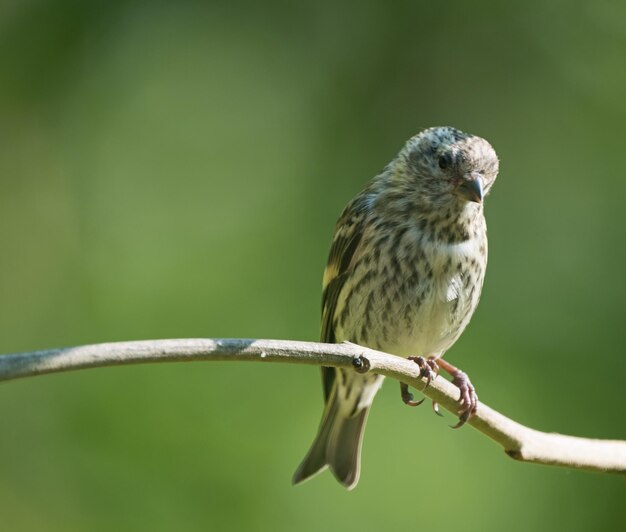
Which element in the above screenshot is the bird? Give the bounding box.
[292,126,499,490]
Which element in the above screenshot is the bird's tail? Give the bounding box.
[292,388,370,490]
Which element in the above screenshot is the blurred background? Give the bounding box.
[1,0,625,530]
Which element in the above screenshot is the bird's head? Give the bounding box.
[393,126,499,211]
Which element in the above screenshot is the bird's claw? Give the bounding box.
[402,357,477,426]
[400,356,440,409]
[449,370,478,428]
[407,356,439,390]
[400,382,425,406]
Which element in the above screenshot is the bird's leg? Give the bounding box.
[399,356,439,408]
[436,358,478,428]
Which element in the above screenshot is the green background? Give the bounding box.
[1,1,625,530]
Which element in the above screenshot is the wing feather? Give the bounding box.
[320,196,370,400]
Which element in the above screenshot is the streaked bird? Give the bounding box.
[293,126,499,489]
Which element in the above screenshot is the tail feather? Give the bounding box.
[326,408,369,489]
[293,391,369,490]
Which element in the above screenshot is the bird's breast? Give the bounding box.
[334,227,487,357]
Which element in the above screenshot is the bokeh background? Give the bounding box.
[1,1,625,530]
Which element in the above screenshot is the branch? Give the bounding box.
[0,338,624,474]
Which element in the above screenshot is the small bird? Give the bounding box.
[293,126,499,489]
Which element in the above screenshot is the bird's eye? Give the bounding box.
[438,153,452,170]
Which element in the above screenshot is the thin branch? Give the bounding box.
[0,338,624,474]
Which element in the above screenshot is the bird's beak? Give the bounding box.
[457,172,484,203]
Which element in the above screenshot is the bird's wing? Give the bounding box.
[320,195,370,401]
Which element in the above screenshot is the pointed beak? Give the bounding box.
[457,172,484,203]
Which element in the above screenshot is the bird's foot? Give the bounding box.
[399,356,439,407]
[449,369,477,428]
[409,355,439,388]
[400,382,424,406]
[437,359,478,428]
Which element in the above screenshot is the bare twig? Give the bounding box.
[0,338,624,474]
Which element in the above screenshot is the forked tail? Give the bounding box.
[292,390,370,490]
